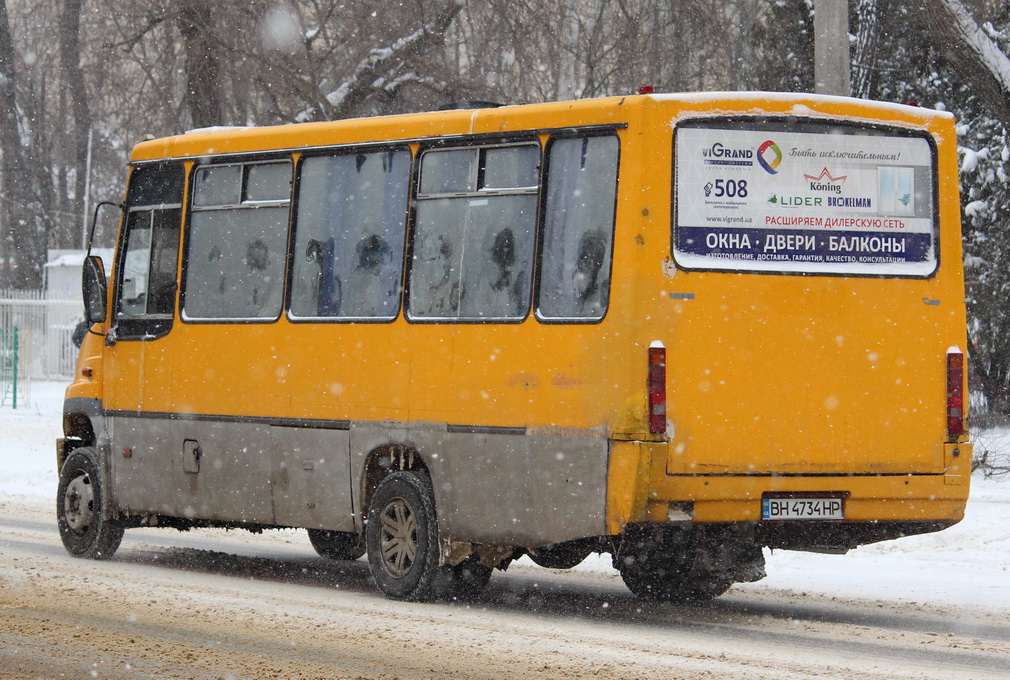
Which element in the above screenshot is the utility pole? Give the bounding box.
[80,128,92,249]
[814,0,852,95]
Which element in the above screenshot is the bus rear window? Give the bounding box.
[673,119,938,277]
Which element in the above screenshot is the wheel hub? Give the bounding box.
[63,473,94,535]
[379,497,417,578]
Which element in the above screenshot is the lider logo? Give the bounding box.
[757,140,782,174]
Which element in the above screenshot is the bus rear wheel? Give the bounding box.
[307,528,365,561]
[529,539,594,570]
[366,471,491,602]
[619,554,731,603]
[617,529,732,604]
[366,471,443,601]
[621,563,732,603]
[56,447,124,560]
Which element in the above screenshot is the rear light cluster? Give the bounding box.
[946,348,965,439]
[648,342,666,435]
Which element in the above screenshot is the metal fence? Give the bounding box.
[0,326,31,408]
[0,289,82,384]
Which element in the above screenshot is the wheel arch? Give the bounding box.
[359,443,431,531]
[350,423,449,535]
[60,397,107,472]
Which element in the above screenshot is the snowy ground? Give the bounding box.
[3,382,1008,612]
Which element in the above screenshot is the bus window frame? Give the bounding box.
[180,153,294,325]
[670,116,942,280]
[167,125,627,329]
[533,130,621,325]
[285,143,414,325]
[404,137,543,325]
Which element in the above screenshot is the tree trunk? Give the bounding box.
[814,0,851,95]
[59,0,90,249]
[178,1,224,128]
[852,0,886,99]
[0,0,44,288]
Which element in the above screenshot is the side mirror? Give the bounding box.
[83,255,108,324]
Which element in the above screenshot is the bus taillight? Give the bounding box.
[946,348,965,439]
[649,342,666,435]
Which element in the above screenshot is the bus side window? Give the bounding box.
[115,162,184,330]
[118,209,181,317]
[289,149,410,320]
[537,135,619,321]
[118,212,154,316]
[184,161,291,321]
[410,143,539,321]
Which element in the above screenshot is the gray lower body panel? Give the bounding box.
[106,412,608,548]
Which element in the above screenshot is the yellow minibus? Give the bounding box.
[57,92,971,602]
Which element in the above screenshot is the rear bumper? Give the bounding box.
[607,441,971,535]
[653,468,969,524]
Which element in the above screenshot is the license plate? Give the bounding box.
[761,497,844,520]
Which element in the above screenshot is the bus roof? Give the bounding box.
[129,92,955,164]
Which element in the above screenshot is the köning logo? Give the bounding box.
[757,140,782,174]
[804,167,847,194]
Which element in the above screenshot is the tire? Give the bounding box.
[365,471,493,602]
[529,540,593,570]
[621,562,732,603]
[307,528,365,561]
[56,447,124,560]
[366,471,442,601]
[441,555,492,602]
[617,530,730,604]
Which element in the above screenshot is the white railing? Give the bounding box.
[0,289,82,381]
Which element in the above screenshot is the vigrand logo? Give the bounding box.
[701,142,754,167]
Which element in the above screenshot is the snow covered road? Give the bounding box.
[2,385,1008,679]
[1,497,1008,680]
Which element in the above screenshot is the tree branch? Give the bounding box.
[103,14,166,52]
[925,0,1010,130]
[297,0,463,121]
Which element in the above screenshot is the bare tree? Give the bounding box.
[452,0,742,105]
[177,0,225,128]
[852,0,887,98]
[0,0,49,287]
[59,0,91,248]
[924,0,1010,130]
[293,0,465,121]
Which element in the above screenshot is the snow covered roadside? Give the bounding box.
[3,382,1008,614]
[0,381,63,500]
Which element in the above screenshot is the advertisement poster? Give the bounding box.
[674,122,937,276]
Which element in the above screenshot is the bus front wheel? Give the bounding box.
[56,447,124,560]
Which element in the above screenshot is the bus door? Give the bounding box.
[105,162,185,412]
[104,162,185,509]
